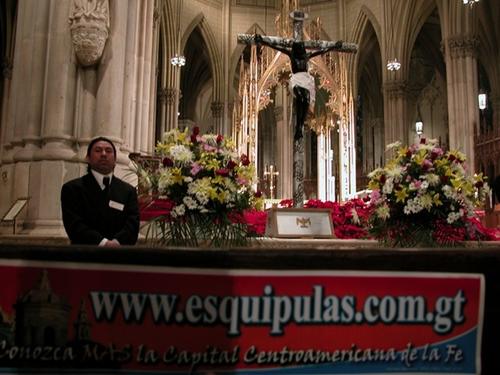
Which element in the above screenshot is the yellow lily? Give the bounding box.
[395,188,408,203]
[433,193,442,206]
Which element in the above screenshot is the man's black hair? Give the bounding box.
[86,137,117,174]
[87,136,116,157]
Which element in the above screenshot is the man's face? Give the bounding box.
[87,140,116,175]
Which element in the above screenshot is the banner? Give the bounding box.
[0,259,484,374]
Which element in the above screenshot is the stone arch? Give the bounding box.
[349,5,382,96]
[181,13,223,102]
[349,5,384,177]
[395,0,437,77]
[407,3,447,147]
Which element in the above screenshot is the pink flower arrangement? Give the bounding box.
[367,139,494,246]
[136,126,262,247]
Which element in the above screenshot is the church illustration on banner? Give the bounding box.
[0,269,114,367]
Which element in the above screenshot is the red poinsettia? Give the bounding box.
[243,209,267,236]
[432,220,467,244]
[466,216,500,241]
[140,198,175,221]
[335,224,368,239]
[305,199,372,239]
[279,199,294,208]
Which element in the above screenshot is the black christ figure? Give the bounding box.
[254,33,343,140]
[237,10,357,206]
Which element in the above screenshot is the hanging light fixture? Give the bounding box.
[415,104,423,136]
[463,0,480,7]
[478,90,487,110]
[386,0,400,71]
[415,119,423,135]
[170,1,185,68]
[387,58,401,71]
[170,54,186,67]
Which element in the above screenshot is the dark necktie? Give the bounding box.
[103,177,110,193]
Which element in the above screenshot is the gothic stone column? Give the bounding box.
[383,80,410,149]
[0,0,80,235]
[123,0,156,155]
[211,101,224,135]
[157,87,178,136]
[444,35,479,172]
[94,0,127,161]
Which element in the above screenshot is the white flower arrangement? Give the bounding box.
[138,127,263,247]
[368,138,490,246]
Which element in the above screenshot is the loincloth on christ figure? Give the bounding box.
[290,71,315,112]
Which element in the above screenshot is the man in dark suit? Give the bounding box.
[61,137,139,246]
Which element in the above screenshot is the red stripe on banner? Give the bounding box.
[0,262,484,373]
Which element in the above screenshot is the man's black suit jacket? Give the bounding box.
[61,173,139,245]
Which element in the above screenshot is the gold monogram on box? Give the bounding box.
[296,217,311,228]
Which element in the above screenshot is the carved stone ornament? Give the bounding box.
[158,87,177,105]
[211,102,224,118]
[383,80,408,100]
[447,36,479,59]
[69,0,110,67]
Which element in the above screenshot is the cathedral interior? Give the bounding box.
[0,0,499,235]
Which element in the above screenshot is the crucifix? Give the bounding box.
[238,10,357,207]
[264,164,280,199]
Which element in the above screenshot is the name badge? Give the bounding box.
[109,200,125,211]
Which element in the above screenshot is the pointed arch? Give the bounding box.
[395,0,437,77]
[181,13,223,101]
[349,5,382,95]
[349,5,385,180]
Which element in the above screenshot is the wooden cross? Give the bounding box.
[237,12,357,52]
[238,10,357,207]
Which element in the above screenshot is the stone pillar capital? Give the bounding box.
[446,36,479,59]
[211,101,224,118]
[158,87,177,105]
[274,106,284,121]
[383,80,408,100]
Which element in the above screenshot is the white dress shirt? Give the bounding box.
[90,169,119,246]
